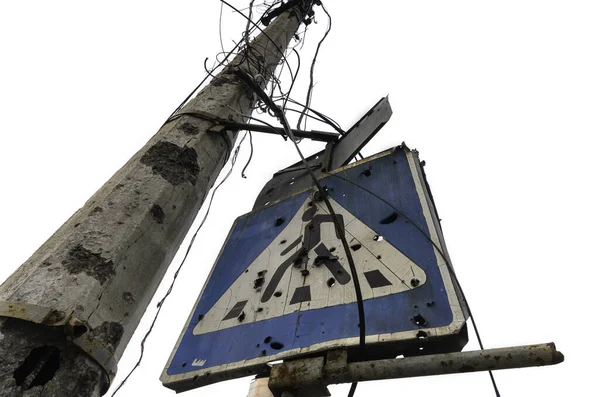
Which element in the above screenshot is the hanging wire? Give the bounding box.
[241,131,254,178]
[323,170,502,397]
[296,2,331,130]
[109,132,249,396]
[232,66,367,397]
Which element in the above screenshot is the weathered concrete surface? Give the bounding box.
[0,5,307,396]
[0,319,106,396]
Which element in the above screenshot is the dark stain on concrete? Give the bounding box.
[91,322,124,353]
[62,244,115,285]
[90,206,103,215]
[179,122,199,135]
[75,369,102,395]
[140,141,200,186]
[212,77,227,87]
[150,204,165,224]
[122,292,134,304]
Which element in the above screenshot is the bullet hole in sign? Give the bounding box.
[350,244,362,251]
[254,277,265,290]
[412,314,427,326]
[380,212,399,225]
[270,342,284,350]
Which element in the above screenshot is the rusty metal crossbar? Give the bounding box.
[266,343,564,397]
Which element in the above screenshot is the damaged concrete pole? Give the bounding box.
[0,3,311,396]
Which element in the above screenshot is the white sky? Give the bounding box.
[1,1,598,396]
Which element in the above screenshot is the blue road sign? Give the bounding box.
[162,146,468,392]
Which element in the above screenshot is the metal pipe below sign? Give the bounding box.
[268,343,563,397]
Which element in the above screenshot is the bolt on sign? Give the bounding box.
[161,145,469,392]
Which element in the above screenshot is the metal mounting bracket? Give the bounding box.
[208,121,338,142]
[252,96,393,209]
[267,343,564,397]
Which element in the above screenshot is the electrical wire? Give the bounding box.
[110,2,328,396]
[233,67,367,397]
[109,133,249,397]
[286,96,346,134]
[281,107,365,397]
[220,0,297,94]
[241,131,254,178]
[296,2,331,130]
[163,0,282,123]
[323,169,502,397]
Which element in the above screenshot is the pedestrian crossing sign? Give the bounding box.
[162,145,468,392]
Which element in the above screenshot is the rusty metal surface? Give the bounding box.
[269,357,330,397]
[0,300,70,326]
[71,333,118,384]
[268,343,564,392]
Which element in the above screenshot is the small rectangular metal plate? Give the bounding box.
[161,146,467,392]
[329,96,392,169]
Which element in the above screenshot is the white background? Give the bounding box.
[1,1,598,396]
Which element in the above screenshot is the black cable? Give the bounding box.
[281,107,365,397]
[286,97,346,135]
[164,0,280,124]
[109,133,247,397]
[296,2,331,130]
[164,37,244,123]
[235,69,366,397]
[220,0,297,92]
[241,131,254,178]
[285,107,343,133]
[323,170,501,397]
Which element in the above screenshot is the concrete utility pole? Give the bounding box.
[0,2,312,396]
